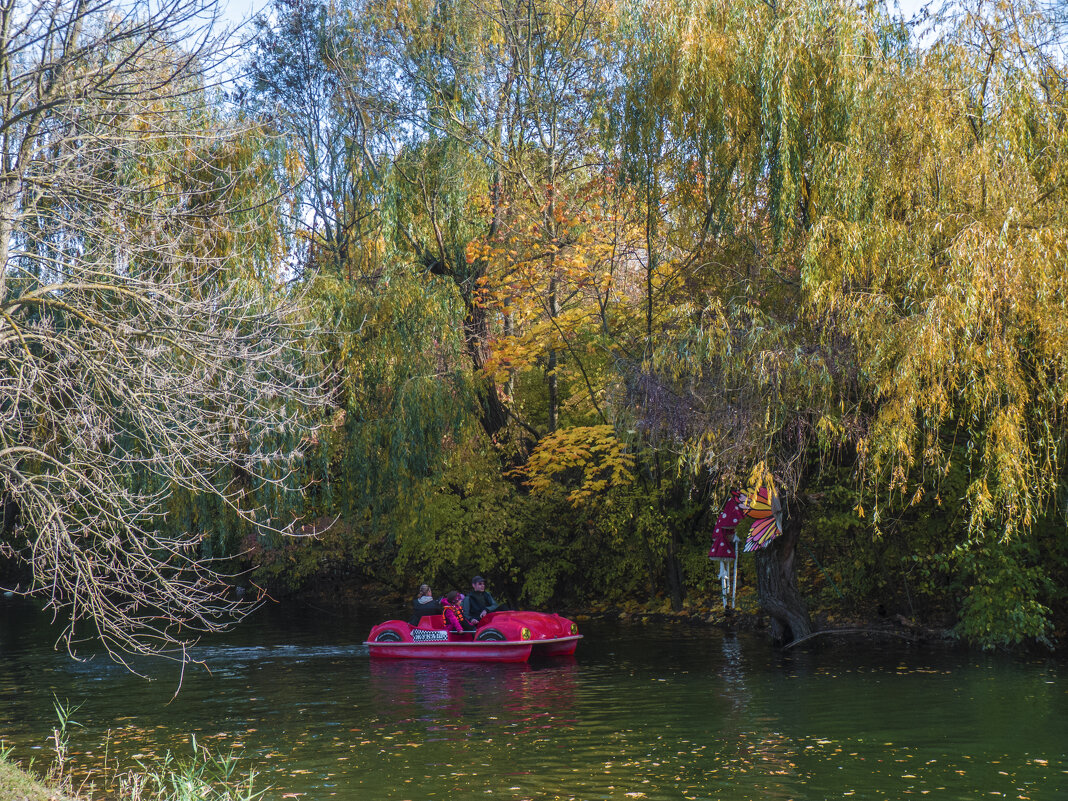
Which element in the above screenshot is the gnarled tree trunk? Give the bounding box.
[753,495,812,645]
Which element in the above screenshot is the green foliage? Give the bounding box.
[234,0,1068,649]
[241,264,480,592]
[117,737,263,801]
[393,431,521,586]
[954,539,1055,649]
[805,462,965,619]
[803,458,1068,647]
[308,267,475,515]
[0,758,70,801]
[506,485,650,608]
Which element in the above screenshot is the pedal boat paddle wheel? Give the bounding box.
[366,610,582,662]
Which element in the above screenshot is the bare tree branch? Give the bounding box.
[0,0,328,667]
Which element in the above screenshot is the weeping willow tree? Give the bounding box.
[804,0,1068,645]
[614,0,887,642]
[619,0,1068,645]
[243,0,491,591]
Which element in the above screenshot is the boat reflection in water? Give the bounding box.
[368,656,579,735]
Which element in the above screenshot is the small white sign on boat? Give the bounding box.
[411,629,449,642]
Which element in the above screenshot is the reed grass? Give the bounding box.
[1,702,264,801]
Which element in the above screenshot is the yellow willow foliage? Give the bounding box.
[803,0,1068,536]
[515,424,635,505]
[632,0,880,247]
[621,0,1067,541]
[612,0,883,492]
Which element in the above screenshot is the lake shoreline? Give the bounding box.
[569,604,972,649]
[290,584,1057,654]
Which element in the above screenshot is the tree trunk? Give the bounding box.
[753,495,812,645]
[665,529,684,611]
[547,275,558,432]
[463,301,509,437]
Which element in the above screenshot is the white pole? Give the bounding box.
[719,561,728,609]
[731,534,739,608]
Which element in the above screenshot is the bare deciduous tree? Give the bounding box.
[0,0,325,668]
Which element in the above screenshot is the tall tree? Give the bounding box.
[381,0,621,439]
[0,0,325,665]
[619,0,1068,646]
[610,0,923,639]
[249,0,389,280]
[804,0,1068,645]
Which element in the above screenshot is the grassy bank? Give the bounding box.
[0,739,261,801]
[0,757,75,801]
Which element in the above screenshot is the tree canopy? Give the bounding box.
[4,0,1068,658]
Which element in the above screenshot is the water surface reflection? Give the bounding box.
[0,601,1065,800]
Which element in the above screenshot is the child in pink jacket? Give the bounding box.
[441,590,471,632]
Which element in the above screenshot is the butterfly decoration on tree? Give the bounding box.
[708,462,785,558]
[739,463,784,552]
[707,463,785,608]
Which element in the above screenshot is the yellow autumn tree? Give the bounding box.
[515,424,636,505]
[805,0,1068,537]
[617,0,1068,644]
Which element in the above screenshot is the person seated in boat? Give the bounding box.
[441,590,475,632]
[462,575,501,623]
[409,583,441,625]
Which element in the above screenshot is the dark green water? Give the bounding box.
[0,598,1065,800]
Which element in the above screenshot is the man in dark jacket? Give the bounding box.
[462,576,500,622]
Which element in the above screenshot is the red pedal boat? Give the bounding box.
[365,610,582,662]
